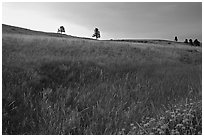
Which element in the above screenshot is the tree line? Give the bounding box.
[57,26,201,45]
[184,39,201,46]
[175,36,201,46]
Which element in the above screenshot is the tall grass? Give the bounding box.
[2,34,202,134]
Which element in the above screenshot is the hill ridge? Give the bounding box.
[2,24,95,40]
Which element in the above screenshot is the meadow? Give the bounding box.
[2,27,202,134]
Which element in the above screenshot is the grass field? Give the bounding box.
[2,25,202,135]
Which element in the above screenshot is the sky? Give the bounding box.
[2,2,202,41]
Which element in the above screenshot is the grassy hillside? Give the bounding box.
[2,24,202,135]
[2,24,94,40]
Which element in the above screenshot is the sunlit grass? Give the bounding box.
[121,99,202,135]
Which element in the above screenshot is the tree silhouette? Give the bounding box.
[194,39,200,46]
[184,39,188,44]
[57,26,65,34]
[92,28,100,39]
[189,39,193,45]
[174,36,178,42]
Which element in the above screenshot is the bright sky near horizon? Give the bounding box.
[2,2,202,41]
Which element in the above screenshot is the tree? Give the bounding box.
[194,39,200,46]
[184,39,188,44]
[189,39,193,45]
[57,26,65,34]
[174,36,178,42]
[92,28,100,39]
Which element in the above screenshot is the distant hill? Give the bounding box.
[108,39,187,45]
[2,24,200,46]
[2,24,94,40]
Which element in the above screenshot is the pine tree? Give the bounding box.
[184,39,188,44]
[175,36,178,42]
[92,28,100,39]
[189,39,193,45]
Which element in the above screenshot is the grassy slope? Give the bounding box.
[2,24,202,135]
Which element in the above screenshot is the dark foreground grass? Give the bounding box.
[2,32,202,134]
[2,59,201,135]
